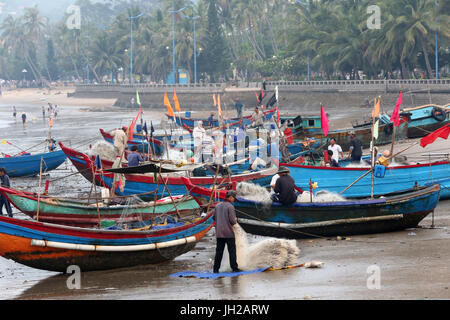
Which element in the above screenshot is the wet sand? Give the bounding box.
[0,92,449,300]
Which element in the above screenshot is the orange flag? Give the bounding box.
[213,94,217,107]
[164,92,174,117]
[173,90,181,113]
[372,97,380,119]
[217,94,223,117]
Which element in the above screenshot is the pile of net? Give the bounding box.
[87,141,116,161]
[230,224,300,270]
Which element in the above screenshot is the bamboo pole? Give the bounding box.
[157,161,182,219]
[91,162,101,228]
[207,163,221,213]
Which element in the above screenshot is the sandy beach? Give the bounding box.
[0,89,449,302]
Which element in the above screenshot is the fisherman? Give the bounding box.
[127,145,144,167]
[348,131,363,163]
[213,190,241,273]
[42,106,45,118]
[0,168,13,217]
[193,121,206,162]
[234,98,243,118]
[271,166,298,205]
[251,106,264,128]
[111,126,128,157]
[328,138,344,167]
[208,112,215,128]
[377,150,391,167]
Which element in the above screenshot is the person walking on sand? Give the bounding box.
[42,106,45,118]
[12,106,16,120]
[0,168,13,217]
[213,190,241,273]
[21,113,26,128]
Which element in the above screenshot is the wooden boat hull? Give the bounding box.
[0,213,214,272]
[401,104,450,138]
[235,184,440,239]
[0,150,66,177]
[0,187,201,227]
[95,165,277,200]
[283,161,450,200]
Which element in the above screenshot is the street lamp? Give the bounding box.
[129,12,144,84]
[180,6,200,84]
[435,0,439,80]
[22,69,27,82]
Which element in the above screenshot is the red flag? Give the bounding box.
[128,106,142,140]
[420,124,450,148]
[320,105,329,136]
[390,90,403,127]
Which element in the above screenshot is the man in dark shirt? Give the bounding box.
[0,168,13,217]
[348,132,363,163]
[213,190,241,273]
[127,145,144,167]
[271,167,298,205]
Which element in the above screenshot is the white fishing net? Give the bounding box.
[233,224,300,270]
[87,141,116,161]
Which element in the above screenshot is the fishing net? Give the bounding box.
[87,141,115,161]
[232,224,300,270]
[236,182,272,205]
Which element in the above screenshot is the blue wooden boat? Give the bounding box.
[181,178,440,238]
[0,150,66,177]
[0,210,214,272]
[234,184,440,239]
[400,104,450,138]
[283,161,450,200]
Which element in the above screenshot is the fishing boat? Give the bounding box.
[99,129,165,155]
[282,160,450,200]
[181,178,440,239]
[167,108,277,130]
[400,104,450,138]
[0,211,214,272]
[0,186,202,228]
[293,114,408,152]
[95,163,278,200]
[0,150,66,177]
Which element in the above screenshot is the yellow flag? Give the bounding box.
[173,90,181,113]
[372,97,380,119]
[217,94,223,117]
[1,140,6,145]
[164,92,174,117]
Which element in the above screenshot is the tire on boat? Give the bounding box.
[431,107,446,122]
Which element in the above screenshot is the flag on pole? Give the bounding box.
[49,117,53,128]
[217,94,223,117]
[164,92,175,118]
[420,124,450,148]
[372,97,380,119]
[128,105,143,140]
[213,94,217,107]
[390,90,403,127]
[173,90,181,113]
[373,119,379,140]
[275,86,279,102]
[320,105,329,136]
[136,90,141,106]
[143,121,148,135]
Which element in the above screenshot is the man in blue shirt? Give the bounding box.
[0,168,13,217]
[127,146,144,167]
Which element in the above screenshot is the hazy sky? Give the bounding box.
[0,0,83,21]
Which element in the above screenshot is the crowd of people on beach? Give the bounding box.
[11,102,59,129]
